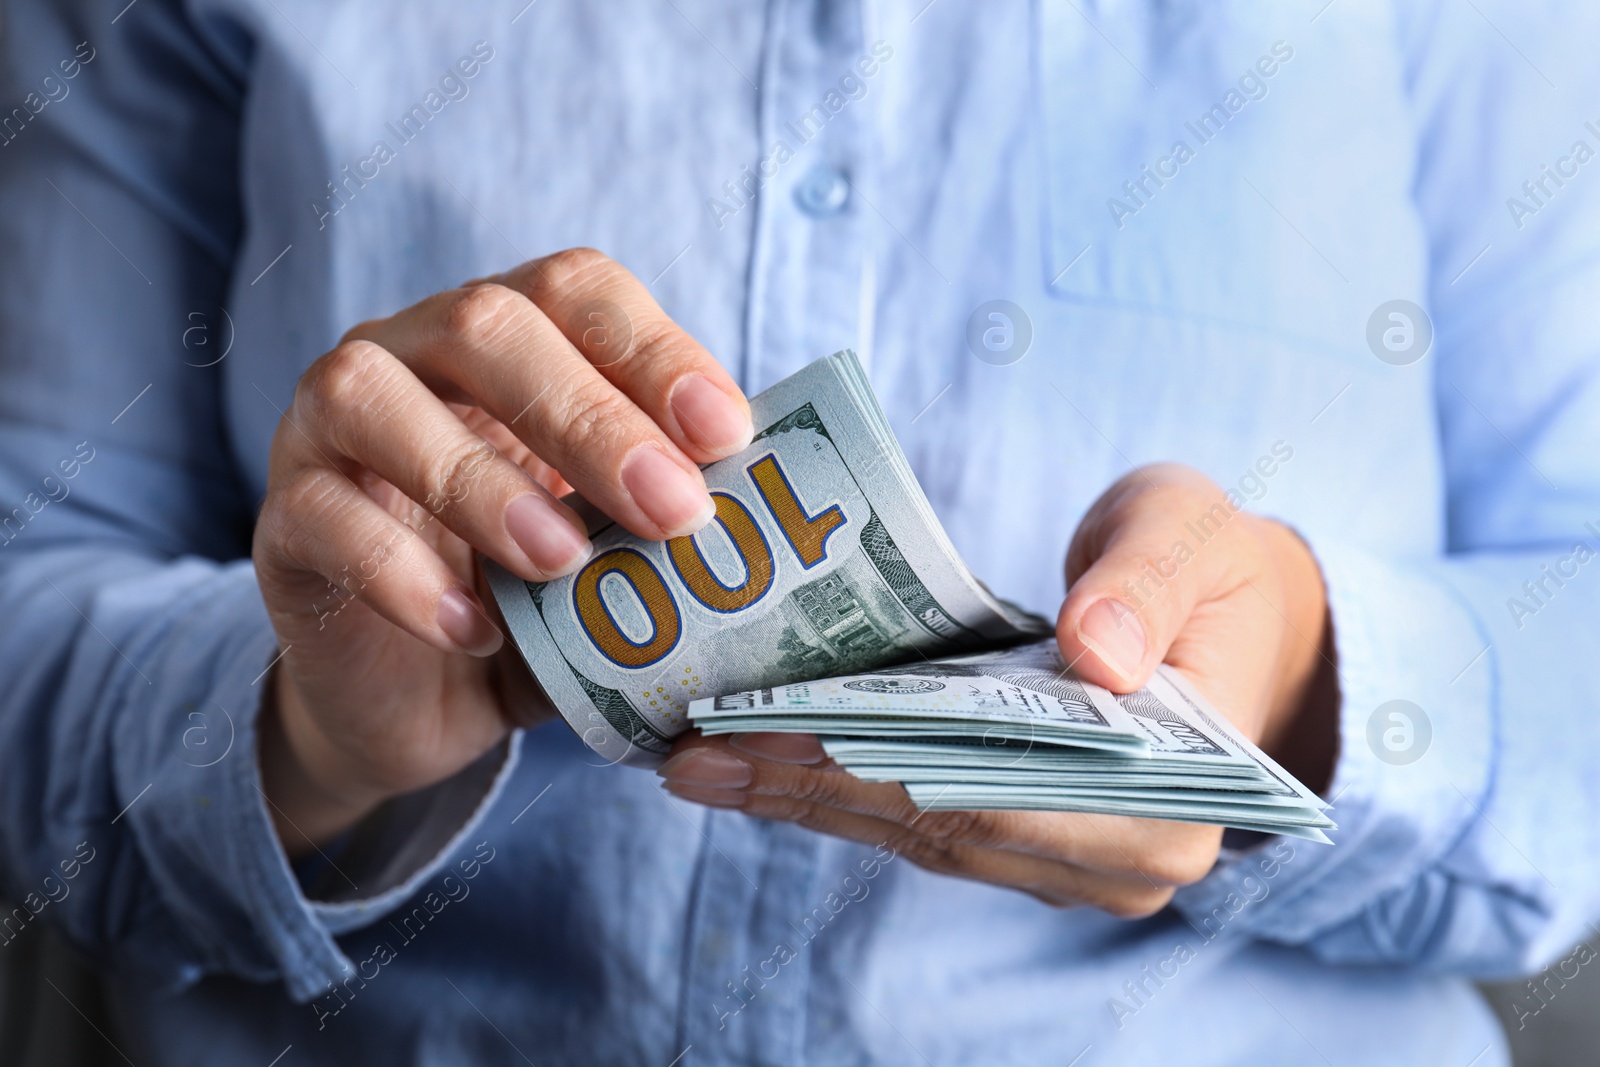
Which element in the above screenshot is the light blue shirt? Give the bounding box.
[2,0,1598,1063]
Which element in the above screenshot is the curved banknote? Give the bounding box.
[487,350,1050,768]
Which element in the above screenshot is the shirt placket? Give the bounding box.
[677,5,864,1061]
[741,0,870,395]
[675,811,824,1065]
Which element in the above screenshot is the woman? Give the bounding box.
[1,0,1596,1063]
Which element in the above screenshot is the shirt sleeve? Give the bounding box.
[1173,0,1600,978]
[0,0,515,1002]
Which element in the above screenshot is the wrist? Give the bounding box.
[1255,518,1340,794]
[258,669,391,856]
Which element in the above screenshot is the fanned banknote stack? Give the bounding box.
[693,642,1333,841]
[488,351,1333,841]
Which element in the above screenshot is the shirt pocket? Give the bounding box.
[1034,0,1422,345]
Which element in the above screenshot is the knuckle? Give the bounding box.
[626,317,701,375]
[551,383,635,455]
[919,809,1009,850]
[276,467,344,521]
[299,340,391,425]
[524,247,618,304]
[1095,469,1217,540]
[415,438,501,523]
[1134,463,1220,503]
[786,769,856,808]
[337,316,384,347]
[571,300,637,369]
[894,830,978,879]
[775,797,839,832]
[270,469,348,563]
[441,283,527,349]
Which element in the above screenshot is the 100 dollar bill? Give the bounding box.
[487,351,1047,767]
[692,643,1335,840]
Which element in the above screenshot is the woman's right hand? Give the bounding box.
[251,248,754,853]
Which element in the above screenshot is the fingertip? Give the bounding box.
[503,492,595,578]
[1059,596,1148,691]
[660,781,748,809]
[619,445,716,538]
[670,373,754,460]
[437,586,505,657]
[680,491,719,536]
[658,746,753,788]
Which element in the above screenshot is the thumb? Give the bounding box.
[1057,482,1243,693]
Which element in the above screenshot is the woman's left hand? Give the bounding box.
[656,464,1339,916]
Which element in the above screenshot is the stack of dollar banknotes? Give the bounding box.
[488,351,1334,843]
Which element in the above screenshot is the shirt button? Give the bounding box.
[793,165,851,218]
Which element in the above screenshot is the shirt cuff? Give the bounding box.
[1171,535,1495,945]
[113,561,522,1002]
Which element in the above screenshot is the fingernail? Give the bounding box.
[729,732,825,765]
[620,446,716,537]
[1077,598,1146,680]
[504,492,592,576]
[670,374,753,458]
[661,782,747,809]
[437,586,503,656]
[657,748,752,788]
